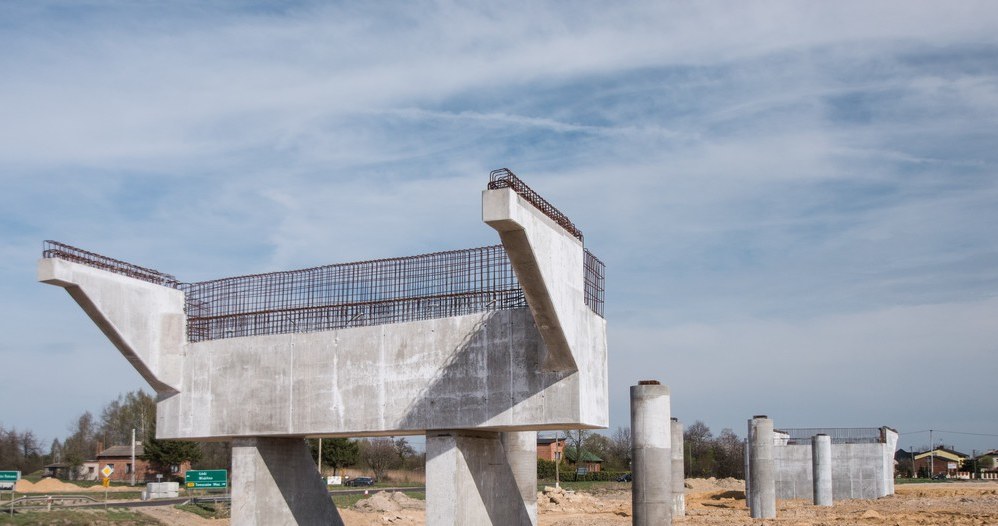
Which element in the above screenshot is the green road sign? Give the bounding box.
[185,469,227,488]
[0,471,19,491]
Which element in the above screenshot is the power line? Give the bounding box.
[899,429,998,438]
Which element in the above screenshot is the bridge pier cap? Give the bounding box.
[38,168,607,439]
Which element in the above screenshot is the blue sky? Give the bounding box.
[2,1,997,455]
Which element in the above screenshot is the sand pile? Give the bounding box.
[684,477,744,494]
[13,478,134,493]
[354,491,426,513]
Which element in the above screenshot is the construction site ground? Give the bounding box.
[6,478,998,525]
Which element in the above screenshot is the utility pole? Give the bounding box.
[317,438,323,475]
[929,430,934,477]
[130,429,136,487]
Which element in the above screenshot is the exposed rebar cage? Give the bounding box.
[42,240,180,288]
[488,168,584,242]
[41,170,607,342]
[182,245,527,342]
[776,427,889,445]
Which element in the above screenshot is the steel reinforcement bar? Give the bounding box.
[488,168,584,242]
[777,427,887,444]
[42,240,180,288]
[181,244,528,341]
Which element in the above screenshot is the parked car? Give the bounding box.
[345,476,376,487]
[616,473,632,482]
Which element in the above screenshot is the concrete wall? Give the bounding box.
[153,307,605,439]
[772,429,898,500]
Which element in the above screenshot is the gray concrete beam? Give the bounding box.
[38,258,184,395]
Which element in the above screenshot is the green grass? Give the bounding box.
[0,508,162,525]
[176,502,230,519]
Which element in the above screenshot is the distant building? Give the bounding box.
[96,444,191,482]
[565,449,604,473]
[973,450,998,472]
[537,437,566,462]
[913,447,968,477]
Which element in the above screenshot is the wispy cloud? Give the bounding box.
[2,1,997,449]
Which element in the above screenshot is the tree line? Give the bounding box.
[551,421,745,479]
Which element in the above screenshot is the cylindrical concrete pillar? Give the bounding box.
[501,431,539,526]
[812,434,832,506]
[631,381,671,526]
[670,418,685,517]
[747,415,776,519]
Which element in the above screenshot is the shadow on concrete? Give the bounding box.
[399,309,572,431]
[257,438,345,526]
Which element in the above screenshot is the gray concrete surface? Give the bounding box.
[671,418,685,517]
[631,382,671,526]
[427,430,533,526]
[231,437,343,526]
[40,181,608,526]
[772,427,897,500]
[501,431,539,526]
[748,416,776,519]
[812,434,832,506]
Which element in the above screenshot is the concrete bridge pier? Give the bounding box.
[671,417,685,517]
[812,434,833,506]
[230,437,344,526]
[501,431,539,526]
[630,381,672,526]
[747,415,776,519]
[426,430,536,526]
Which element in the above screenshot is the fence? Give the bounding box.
[777,427,887,445]
[182,245,528,342]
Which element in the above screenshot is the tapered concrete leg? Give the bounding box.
[426,430,533,526]
[631,381,671,526]
[231,437,343,526]
[747,416,776,519]
[671,418,685,517]
[501,431,539,526]
[812,434,832,506]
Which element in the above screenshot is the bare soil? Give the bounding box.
[123,479,998,525]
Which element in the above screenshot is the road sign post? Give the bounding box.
[1,471,20,517]
[185,470,228,489]
[101,466,113,509]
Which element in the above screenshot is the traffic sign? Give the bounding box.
[0,471,18,491]
[185,469,227,488]
[101,466,114,478]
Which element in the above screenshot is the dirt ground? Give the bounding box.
[127,478,998,525]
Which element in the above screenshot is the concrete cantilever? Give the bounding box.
[37,257,184,395]
[482,187,586,372]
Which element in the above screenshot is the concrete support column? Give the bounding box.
[630,381,671,526]
[812,434,832,506]
[747,415,776,519]
[501,431,539,526]
[426,430,533,526]
[231,437,343,526]
[671,418,685,517]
